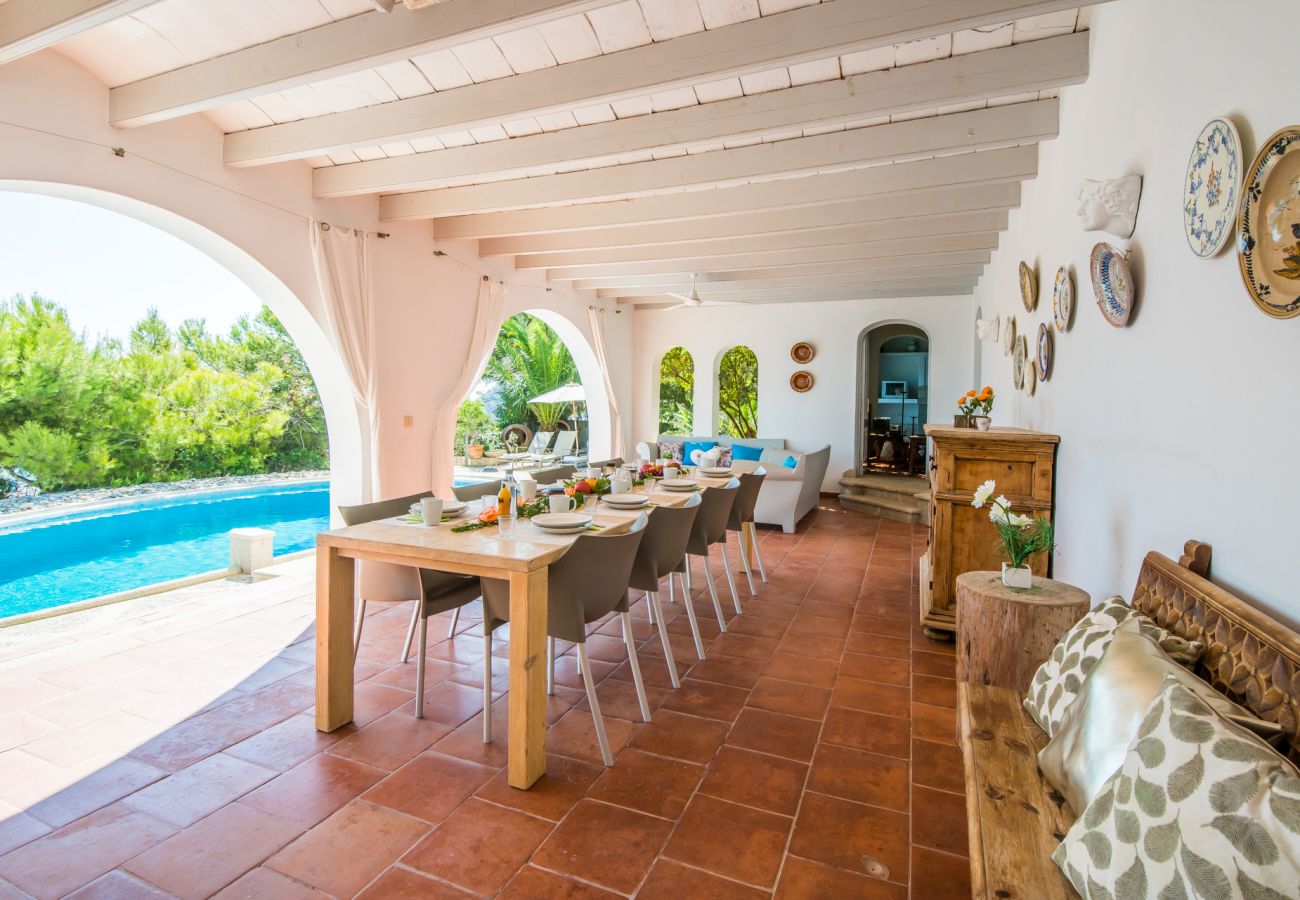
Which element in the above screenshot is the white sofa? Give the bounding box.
[636,436,831,533]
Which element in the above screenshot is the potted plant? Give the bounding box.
[972,479,1053,588]
[466,434,485,461]
[956,386,995,430]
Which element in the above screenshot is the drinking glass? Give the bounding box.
[498,514,516,538]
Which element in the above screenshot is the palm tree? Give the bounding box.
[482,314,579,432]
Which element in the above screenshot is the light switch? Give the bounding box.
[403,415,414,428]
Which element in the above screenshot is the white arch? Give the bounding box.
[653,346,695,434]
[854,319,931,476]
[0,180,364,510]
[714,344,759,438]
[517,307,612,462]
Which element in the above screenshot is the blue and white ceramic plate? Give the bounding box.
[1052,266,1073,332]
[1012,334,1027,390]
[1036,323,1053,382]
[1237,126,1300,318]
[1089,242,1135,328]
[1184,118,1243,258]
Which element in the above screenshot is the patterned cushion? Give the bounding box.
[1025,597,1204,737]
[657,441,684,463]
[1053,676,1300,898]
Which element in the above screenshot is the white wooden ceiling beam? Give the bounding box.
[225,0,1107,166]
[511,210,1008,269]
[381,100,1055,219]
[628,283,976,307]
[429,145,1035,238]
[108,0,608,127]
[545,238,997,281]
[571,256,991,289]
[314,33,1087,198]
[0,0,158,64]
[593,266,988,297]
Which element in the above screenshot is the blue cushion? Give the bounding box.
[730,443,763,462]
[783,455,798,469]
[681,440,717,463]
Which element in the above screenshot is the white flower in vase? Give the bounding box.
[972,480,996,508]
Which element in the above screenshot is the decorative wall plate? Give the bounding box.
[1019,261,1038,311]
[1025,359,1037,396]
[1052,266,1074,332]
[1237,126,1300,318]
[1002,315,1016,357]
[1036,322,1053,381]
[1089,242,1136,327]
[1184,117,1243,258]
[789,341,815,364]
[790,370,814,393]
[1012,335,1027,390]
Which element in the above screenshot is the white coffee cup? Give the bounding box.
[585,467,599,479]
[518,480,538,502]
[549,494,577,514]
[663,465,680,480]
[420,497,444,526]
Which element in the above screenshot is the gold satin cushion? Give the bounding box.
[1038,617,1266,815]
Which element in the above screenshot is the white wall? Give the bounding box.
[633,296,974,491]
[971,0,1300,626]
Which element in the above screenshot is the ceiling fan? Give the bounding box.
[664,275,745,310]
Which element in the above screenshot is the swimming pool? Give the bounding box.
[0,482,330,619]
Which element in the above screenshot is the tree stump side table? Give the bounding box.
[955,572,1090,693]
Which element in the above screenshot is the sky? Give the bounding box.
[0,192,261,343]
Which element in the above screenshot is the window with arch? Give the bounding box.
[717,346,758,438]
[657,347,694,433]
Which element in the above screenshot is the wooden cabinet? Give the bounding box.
[919,425,1059,638]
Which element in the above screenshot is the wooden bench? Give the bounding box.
[958,541,1300,899]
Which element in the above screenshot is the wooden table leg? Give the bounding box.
[508,568,548,789]
[739,523,754,569]
[315,544,355,732]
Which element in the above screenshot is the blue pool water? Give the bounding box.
[0,482,330,619]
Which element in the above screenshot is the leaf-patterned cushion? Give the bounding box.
[1024,597,1204,737]
[1053,676,1300,899]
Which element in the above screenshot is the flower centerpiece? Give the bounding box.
[562,476,610,506]
[451,496,550,532]
[956,387,995,430]
[972,479,1053,588]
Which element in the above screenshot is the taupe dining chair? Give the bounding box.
[678,479,741,629]
[529,463,577,485]
[478,514,649,766]
[337,492,482,665]
[628,492,703,686]
[453,479,501,502]
[725,468,767,595]
[588,457,625,470]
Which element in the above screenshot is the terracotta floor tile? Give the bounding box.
[361,751,494,823]
[327,708,450,772]
[607,655,683,690]
[0,804,176,900]
[662,794,791,889]
[726,708,821,763]
[628,710,729,765]
[638,858,769,899]
[498,865,620,899]
[800,600,854,622]
[840,652,910,687]
[746,677,830,720]
[911,739,965,794]
[738,599,800,623]
[844,633,912,660]
[698,746,807,816]
[789,793,909,884]
[850,614,910,637]
[574,676,668,724]
[410,680,487,728]
[910,702,957,747]
[829,678,910,719]
[761,652,839,688]
[122,753,276,828]
[912,673,957,709]
[532,798,672,893]
[211,866,328,900]
[431,710,510,769]
[786,614,848,639]
[24,757,166,830]
[242,753,387,828]
[913,785,969,856]
[775,633,844,661]
[475,754,601,821]
[0,809,50,858]
[364,655,459,694]
[401,797,549,894]
[808,743,909,812]
[586,749,703,819]
[910,847,972,899]
[545,708,639,767]
[267,800,429,898]
[355,866,477,898]
[708,632,779,662]
[63,870,173,899]
[685,656,766,690]
[659,679,749,723]
[911,650,957,679]
[123,802,301,899]
[224,713,350,772]
[820,707,910,760]
[725,615,789,639]
[773,855,907,900]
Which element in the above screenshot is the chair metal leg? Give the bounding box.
[547,636,556,696]
[482,628,493,743]
[698,554,728,632]
[353,597,367,658]
[749,522,768,582]
[649,591,681,688]
[735,532,756,596]
[415,612,428,719]
[683,559,693,593]
[400,600,420,664]
[677,571,706,660]
[667,571,675,605]
[719,542,742,615]
[447,604,461,639]
[577,644,614,766]
[646,591,656,625]
[620,612,652,722]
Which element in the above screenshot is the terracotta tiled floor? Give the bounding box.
[0,499,970,898]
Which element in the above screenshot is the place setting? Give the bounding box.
[398,497,467,526]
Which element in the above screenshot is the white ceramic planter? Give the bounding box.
[974,416,992,432]
[1002,563,1033,589]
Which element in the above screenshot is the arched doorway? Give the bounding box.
[855,322,930,476]
[0,182,364,510]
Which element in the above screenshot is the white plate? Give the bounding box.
[700,466,733,477]
[532,513,593,531]
[603,494,649,508]
[442,499,467,514]
[659,479,699,492]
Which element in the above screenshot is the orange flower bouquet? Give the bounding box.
[956,387,995,431]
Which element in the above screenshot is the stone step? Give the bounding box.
[840,484,928,507]
[839,470,929,496]
[838,492,925,525]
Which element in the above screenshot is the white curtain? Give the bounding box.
[432,277,507,496]
[309,221,380,496]
[587,305,625,459]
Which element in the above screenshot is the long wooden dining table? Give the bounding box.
[314,472,744,789]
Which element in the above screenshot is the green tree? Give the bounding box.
[454,398,498,456]
[717,346,758,438]
[657,347,694,433]
[482,313,579,432]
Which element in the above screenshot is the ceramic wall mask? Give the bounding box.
[1077,175,1143,238]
